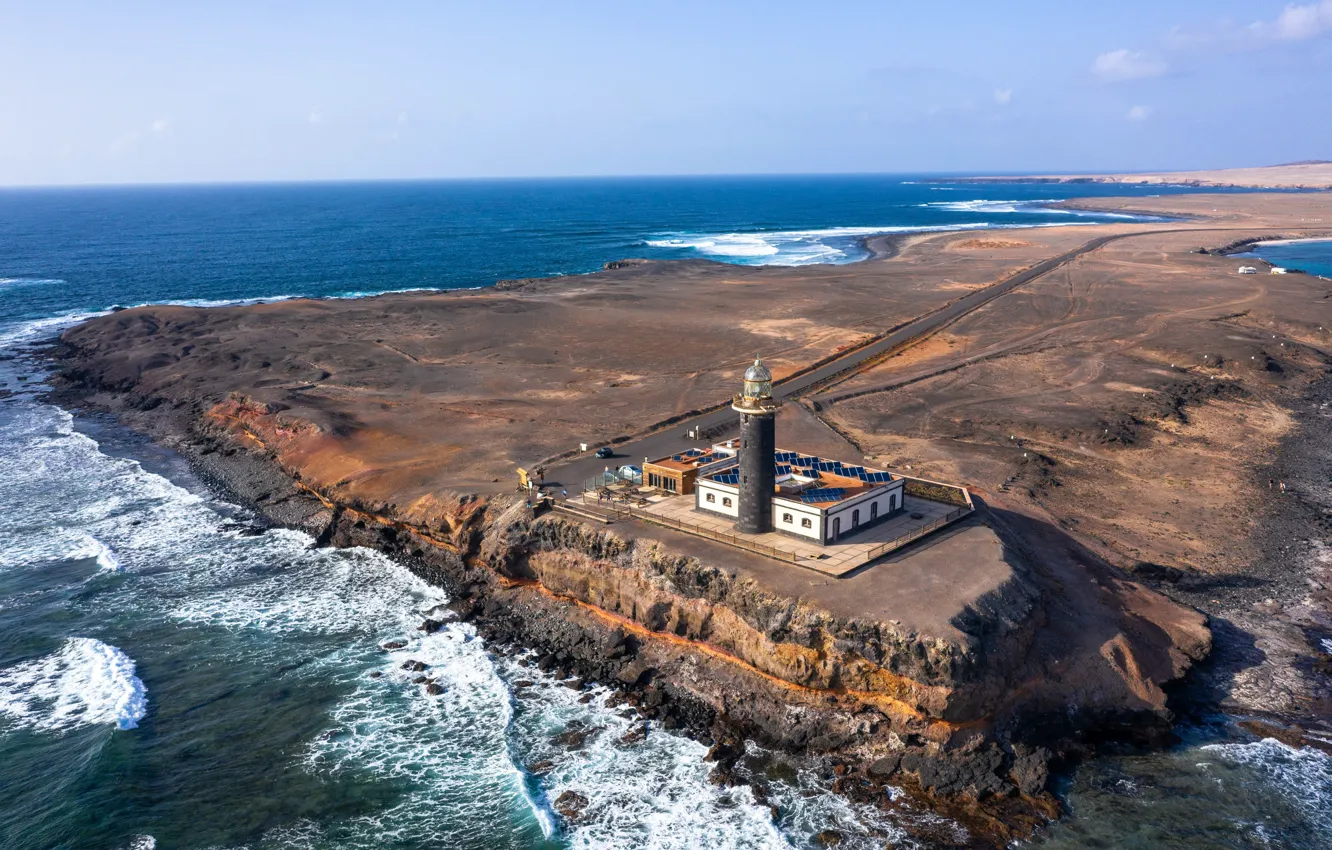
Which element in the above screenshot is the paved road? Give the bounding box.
[542,226,1226,491]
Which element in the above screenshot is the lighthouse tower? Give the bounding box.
[732,358,780,534]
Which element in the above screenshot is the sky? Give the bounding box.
[1,0,1330,185]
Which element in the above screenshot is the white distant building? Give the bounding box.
[1271,267,1289,274]
[1237,266,1259,274]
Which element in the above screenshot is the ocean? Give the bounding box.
[1,176,1329,849]
[1242,239,1332,279]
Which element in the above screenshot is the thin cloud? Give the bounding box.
[993,88,1013,105]
[1093,49,1168,81]
[150,118,171,133]
[1127,105,1152,121]
[1259,1,1332,40]
[1168,2,1332,51]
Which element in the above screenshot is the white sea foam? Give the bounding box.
[643,219,1119,267]
[919,199,1155,221]
[495,655,920,850]
[0,277,66,287]
[1201,738,1332,835]
[0,309,110,349]
[123,836,156,850]
[645,224,1004,267]
[920,199,1042,214]
[0,363,937,847]
[0,637,147,732]
[69,534,121,571]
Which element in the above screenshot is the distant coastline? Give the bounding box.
[934,161,1332,191]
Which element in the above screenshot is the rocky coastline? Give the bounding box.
[43,338,1214,847]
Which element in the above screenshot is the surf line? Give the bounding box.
[212,411,952,729]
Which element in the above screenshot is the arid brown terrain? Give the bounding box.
[950,160,1332,190]
[47,190,1332,841]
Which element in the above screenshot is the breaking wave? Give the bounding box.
[919,199,1154,220]
[70,534,121,571]
[0,637,147,732]
[1201,738,1332,835]
[645,224,1004,266]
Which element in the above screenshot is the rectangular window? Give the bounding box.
[782,513,793,524]
[801,518,812,528]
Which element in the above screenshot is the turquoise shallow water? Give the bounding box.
[1242,239,1332,279]
[1,177,1329,848]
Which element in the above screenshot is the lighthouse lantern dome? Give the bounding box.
[742,359,773,401]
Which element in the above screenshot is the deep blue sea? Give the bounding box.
[1,176,1329,849]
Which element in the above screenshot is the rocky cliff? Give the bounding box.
[46,317,1213,844]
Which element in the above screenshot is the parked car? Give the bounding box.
[595,446,614,459]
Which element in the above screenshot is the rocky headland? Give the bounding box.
[42,191,1332,844]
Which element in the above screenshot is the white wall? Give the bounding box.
[696,480,739,517]
[772,498,823,541]
[825,480,905,542]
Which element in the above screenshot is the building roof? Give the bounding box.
[645,447,735,473]
[702,448,901,508]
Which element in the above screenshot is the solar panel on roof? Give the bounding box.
[799,487,846,503]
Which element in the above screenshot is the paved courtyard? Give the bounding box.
[582,489,966,576]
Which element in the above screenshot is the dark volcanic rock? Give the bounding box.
[618,723,649,745]
[1008,744,1052,795]
[553,790,590,822]
[868,753,902,779]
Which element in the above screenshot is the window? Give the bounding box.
[782,513,793,524]
[871,502,878,520]
[706,492,715,503]
[722,497,732,507]
[801,518,812,529]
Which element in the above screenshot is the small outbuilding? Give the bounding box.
[643,445,737,495]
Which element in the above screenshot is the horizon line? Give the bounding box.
[0,164,1281,192]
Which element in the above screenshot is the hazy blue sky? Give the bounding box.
[2,1,1330,185]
